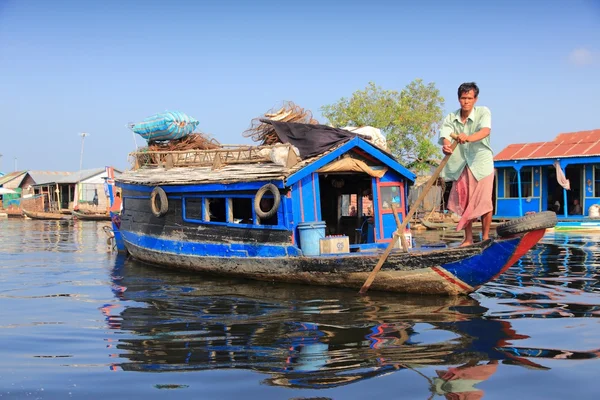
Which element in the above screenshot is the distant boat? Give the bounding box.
[22,209,73,220]
[420,219,457,230]
[420,218,500,231]
[72,209,111,221]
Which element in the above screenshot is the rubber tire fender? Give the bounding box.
[150,186,169,217]
[254,183,281,219]
[496,211,557,238]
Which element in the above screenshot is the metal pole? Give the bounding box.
[78,133,88,205]
[79,133,88,173]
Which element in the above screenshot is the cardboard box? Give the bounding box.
[320,236,350,254]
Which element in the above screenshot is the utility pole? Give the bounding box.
[79,132,88,173]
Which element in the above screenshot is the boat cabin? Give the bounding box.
[494,129,600,220]
[119,126,415,255]
[284,136,415,251]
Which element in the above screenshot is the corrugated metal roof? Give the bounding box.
[30,168,122,185]
[495,129,600,161]
[0,171,28,186]
[28,171,73,185]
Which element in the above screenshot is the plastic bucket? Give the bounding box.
[297,221,326,256]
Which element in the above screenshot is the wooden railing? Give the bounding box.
[130,143,300,170]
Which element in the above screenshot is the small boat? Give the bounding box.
[420,219,458,230]
[72,210,111,221]
[112,121,556,295]
[22,208,73,220]
[551,220,600,232]
[420,218,500,231]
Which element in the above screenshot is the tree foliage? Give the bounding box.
[320,80,444,172]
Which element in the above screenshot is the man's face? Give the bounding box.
[459,90,478,114]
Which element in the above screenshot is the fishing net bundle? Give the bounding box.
[243,101,319,145]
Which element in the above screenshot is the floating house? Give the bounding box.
[494,129,600,224]
[0,168,121,215]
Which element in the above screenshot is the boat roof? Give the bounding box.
[117,137,416,187]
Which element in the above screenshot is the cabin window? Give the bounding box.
[206,198,227,222]
[232,198,253,224]
[380,186,402,210]
[182,194,281,228]
[184,198,203,220]
[595,166,600,197]
[505,167,533,198]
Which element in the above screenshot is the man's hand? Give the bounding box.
[457,133,469,144]
[442,143,453,155]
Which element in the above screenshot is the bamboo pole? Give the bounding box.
[359,137,459,294]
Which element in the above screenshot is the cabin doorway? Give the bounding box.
[546,167,563,213]
[565,165,583,215]
[546,165,583,215]
[318,173,373,245]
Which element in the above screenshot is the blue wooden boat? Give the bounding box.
[112,122,556,295]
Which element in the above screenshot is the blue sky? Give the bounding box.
[1,0,599,173]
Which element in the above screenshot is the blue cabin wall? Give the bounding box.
[291,173,321,224]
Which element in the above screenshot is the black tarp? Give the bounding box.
[268,121,357,159]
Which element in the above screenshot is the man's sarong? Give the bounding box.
[447,167,494,231]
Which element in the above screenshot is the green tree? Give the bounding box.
[320,80,444,172]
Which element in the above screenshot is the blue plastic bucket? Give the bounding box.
[297,221,326,256]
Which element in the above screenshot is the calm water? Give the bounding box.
[1,219,599,399]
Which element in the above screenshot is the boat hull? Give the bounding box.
[121,228,545,295]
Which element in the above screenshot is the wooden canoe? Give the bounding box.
[22,209,73,220]
[73,210,111,221]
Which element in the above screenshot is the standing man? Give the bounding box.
[439,82,493,246]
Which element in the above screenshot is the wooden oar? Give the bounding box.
[359,136,459,294]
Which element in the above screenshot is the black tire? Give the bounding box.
[254,183,281,219]
[496,211,557,237]
[150,186,168,217]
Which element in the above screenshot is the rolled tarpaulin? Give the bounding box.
[131,111,199,142]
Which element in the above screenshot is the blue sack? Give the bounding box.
[131,111,199,141]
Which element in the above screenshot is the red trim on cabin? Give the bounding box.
[286,191,296,245]
[376,181,406,241]
[431,267,472,292]
[491,229,546,281]
[376,178,384,241]
[312,173,318,220]
[299,179,305,223]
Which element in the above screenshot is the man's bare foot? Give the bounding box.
[459,241,473,247]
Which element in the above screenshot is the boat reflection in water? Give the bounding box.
[103,254,598,396]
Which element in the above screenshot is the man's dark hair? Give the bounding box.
[458,82,479,98]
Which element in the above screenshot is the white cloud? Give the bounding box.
[568,47,596,66]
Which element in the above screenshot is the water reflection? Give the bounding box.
[103,255,577,395]
[0,219,114,253]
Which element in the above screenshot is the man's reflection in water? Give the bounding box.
[433,360,498,400]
